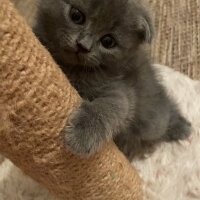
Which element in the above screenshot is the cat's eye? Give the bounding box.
[101,35,116,49]
[69,7,85,25]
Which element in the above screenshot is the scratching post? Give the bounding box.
[0,0,142,199]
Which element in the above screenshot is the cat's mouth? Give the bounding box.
[63,48,80,58]
[62,46,99,68]
[76,52,86,62]
[62,48,89,66]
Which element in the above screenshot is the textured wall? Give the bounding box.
[148,0,200,79]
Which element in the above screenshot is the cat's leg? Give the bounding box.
[114,105,170,160]
[136,103,191,142]
[164,108,192,141]
[115,99,192,160]
[63,85,133,156]
[114,131,156,161]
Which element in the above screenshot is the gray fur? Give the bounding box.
[33,0,191,160]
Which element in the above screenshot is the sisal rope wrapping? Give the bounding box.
[0,0,142,199]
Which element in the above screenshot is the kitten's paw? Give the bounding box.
[166,115,192,141]
[64,102,107,156]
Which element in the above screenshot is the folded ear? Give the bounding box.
[136,10,154,43]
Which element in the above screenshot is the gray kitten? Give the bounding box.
[33,0,191,159]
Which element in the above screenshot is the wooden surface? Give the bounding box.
[11,0,200,80]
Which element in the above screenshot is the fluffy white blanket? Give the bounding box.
[0,65,199,200]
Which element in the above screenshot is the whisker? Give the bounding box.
[88,55,100,66]
[104,52,116,59]
[57,29,75,48]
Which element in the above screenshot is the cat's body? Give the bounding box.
[34,0,191,159]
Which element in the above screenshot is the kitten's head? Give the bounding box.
[34,0,153,70]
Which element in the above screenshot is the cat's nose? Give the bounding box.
[77,41,90,53]
[76,37,93,53]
